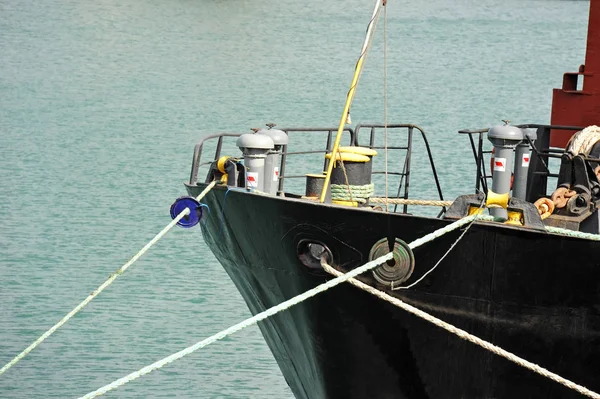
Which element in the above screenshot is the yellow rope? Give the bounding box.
[320,0,384,202]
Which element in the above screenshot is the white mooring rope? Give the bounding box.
[0,181,218,377]
[321,264,600,399]
[76,213,479,398]
[369,198,453,207]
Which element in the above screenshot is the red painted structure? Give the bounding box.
[550,0,600,148]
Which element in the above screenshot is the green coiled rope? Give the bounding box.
[331,183,374,202]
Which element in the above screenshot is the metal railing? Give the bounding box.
[354,124,445,213]
[187,123,445,214]
[277,127,355,193]
[188,133,242,185]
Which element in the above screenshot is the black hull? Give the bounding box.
[187,183,600,399]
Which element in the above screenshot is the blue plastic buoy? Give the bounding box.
[170,196,203,228]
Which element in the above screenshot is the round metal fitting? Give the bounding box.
[297,240,333,269]
[236,133,274,150]
[487,125,524,149]
[487,125,524,141]
[369,238,415,287]
[567,193,590,215]
[257,128,289,146]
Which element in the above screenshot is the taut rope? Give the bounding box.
[322,263,600,399]
[0,181,218,376]
[76,213,480,398]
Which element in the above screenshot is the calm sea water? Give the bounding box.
[0,0,589,397]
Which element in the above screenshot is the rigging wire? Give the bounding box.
[384,0,389,212]
[392,194,485,290]
[320,0,384,202]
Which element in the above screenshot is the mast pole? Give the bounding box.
[319,0,385,203]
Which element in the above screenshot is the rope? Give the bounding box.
[76,214,479,398]
[321,264,600,399]
[545,225,600,240]
[567,125,600,156]
[319,0,383,202]
[392,197,484,290]
[0,181,218,377]
[331,183,374,200]
[370,197,452,207]
[383,1,389,212]
[304,193,600,241]
[338,159,355,203]
[460,214,600,243]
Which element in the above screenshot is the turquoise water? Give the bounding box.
[0,0,589,397]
